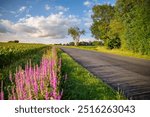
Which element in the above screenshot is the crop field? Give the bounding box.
[0,42,46,69]
[0,42,124,100]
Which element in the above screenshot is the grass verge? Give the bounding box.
[60,50,125,100]
[65,46,150,60]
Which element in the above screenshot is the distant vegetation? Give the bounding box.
[90,0,150,55]
[63,41,103,46]
[8,40,19,43]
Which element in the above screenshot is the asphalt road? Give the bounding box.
[61,47,150,100]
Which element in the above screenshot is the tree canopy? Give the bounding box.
[91,5,114,41]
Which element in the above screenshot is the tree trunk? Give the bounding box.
[74,37,79,46]
[74,40,78,46]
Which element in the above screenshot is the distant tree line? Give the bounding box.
[62,41,103,46]
[91,0,150,55]
[8,40,19,43]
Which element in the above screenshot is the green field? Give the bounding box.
[0,42,47,69]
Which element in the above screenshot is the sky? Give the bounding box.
[0,0,116,44]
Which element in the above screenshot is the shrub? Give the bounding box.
[92,41,103,46]
[106,37,121,49]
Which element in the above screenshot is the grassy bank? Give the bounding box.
[65,46,150,60]
[60,50,125,100]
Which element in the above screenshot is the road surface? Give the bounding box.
[61,47,150,99]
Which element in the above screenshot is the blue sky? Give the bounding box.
[0,0,116,44]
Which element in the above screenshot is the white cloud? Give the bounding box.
[83,10,93,28]
[45,4,50,10]
[84,21,92,27]
[26,14,32,18]
[55,6,69,12]
[15,6,28,17]
[83,1,92,7]
[0,13,81,42]
[0,20,14,33]
[19,6,27,12]
[80,37,95,42]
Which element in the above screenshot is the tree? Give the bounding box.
[8,40,19,43]
[68,27,85,46]
[106,18,123,49]
[91,4,114,41]
[90,21,101,39]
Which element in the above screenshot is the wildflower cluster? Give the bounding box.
[0,47,63,100]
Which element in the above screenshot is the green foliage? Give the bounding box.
[106,37,121,49]
[90,21,101,39]
[92,41,103,46]
[115,0,150,55]
[68,27,85,46]
[69,42,74,46]
[79,41,92,46]
[8,40,19,43]
[108,19,124,48]
[91,4,114,41]
[91,0,150,55]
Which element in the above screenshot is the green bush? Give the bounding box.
[106,37,121,49]
[92,41,103,46]
[68,42,74,46]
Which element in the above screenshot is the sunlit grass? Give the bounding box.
[65,46,150,60]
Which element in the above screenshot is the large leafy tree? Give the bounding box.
[68,27,85,46]
[91,4,114,41]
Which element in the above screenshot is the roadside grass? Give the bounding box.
[60,50,125,100]
[65,46,150,60]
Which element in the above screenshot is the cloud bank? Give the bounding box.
[0,13,81,43]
